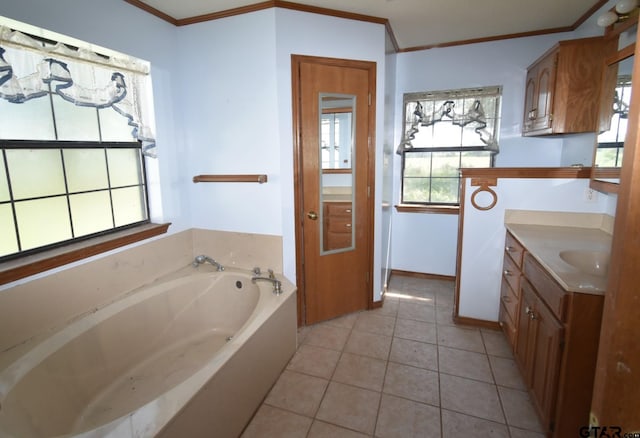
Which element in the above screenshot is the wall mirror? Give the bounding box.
[319,93,355,254]
[591,23,637,193]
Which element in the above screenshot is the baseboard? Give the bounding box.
[453,315,501,330]
[390,269,455,282]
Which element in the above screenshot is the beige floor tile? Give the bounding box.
[440,374,504,423]
[441,409,509,438]
[436,306,455,326]
[323,312,360,330]
[437,325,486,353]
[297,325,312,348]
[383,362,439,406]
[344,330,392,360]
[287,344,341,379]
[481,329,513,358]
[497,386,543,432]
[307,420,371,437]
[389,337,438,371]
[265,370,329,417]
[394,318,437,344]
[509,426,546,438]
[435,290,454,308]
[370,299,399,317]
[397,301,436,323]
[375,393,441,438]
[438,346,494,383]
[304,323,351,351]
[316,381,381,435]
[489,355,526,390]
[332,352,387,391]
[241,404,312,438]
[353,312,396,336]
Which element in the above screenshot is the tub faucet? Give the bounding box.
[193,255,224,271]
[251,272,282,295]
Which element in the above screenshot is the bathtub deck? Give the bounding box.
[71,329,233,434]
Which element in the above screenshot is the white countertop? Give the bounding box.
[505,223,612,295]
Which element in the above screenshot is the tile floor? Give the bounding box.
[242,275,545,438]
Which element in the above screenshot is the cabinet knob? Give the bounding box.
[345,223,352,228]
[529,311,537,320]
[505,246,515,252]
[525,306,533,315]
[502,295,511,303]
[503,269,512,277]
[307,211,318,220]
[345,209,352,213]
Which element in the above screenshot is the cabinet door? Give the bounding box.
[529,298,564,432]
[515,281,537,384]
[533,52,557,131]
[523,69,537,132]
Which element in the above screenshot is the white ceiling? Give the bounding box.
[132,0,607,50]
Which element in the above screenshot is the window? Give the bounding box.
[596,75,630,168]
[398,87,501,205]
[0,22,155,261]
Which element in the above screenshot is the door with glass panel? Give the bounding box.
[292,55,375,325]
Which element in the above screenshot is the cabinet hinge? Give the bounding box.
[549,113,553,121]
[368,93,371,106]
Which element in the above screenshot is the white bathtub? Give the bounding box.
[0,267,297,438]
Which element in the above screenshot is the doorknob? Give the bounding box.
[307,211,318,220]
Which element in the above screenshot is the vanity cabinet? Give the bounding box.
[523,36,616,136]
[509,251,605,437]
[323,201,352,250]
[499,232,525,347]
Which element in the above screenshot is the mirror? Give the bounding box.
[591,22,637,193]
[319,93,355,254]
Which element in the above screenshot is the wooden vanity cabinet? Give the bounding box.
[323,201,352,250]
[499,232,525,347]
[515,252,605,437]
[523,36,616,136]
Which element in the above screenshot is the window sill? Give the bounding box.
[0,223,171,286]
[394,204,460,215]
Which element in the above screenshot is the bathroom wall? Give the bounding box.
[390,0,620,276]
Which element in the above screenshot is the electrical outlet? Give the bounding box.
[584,188,598,202]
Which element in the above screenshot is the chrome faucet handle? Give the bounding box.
[268,269,275,279]
[253,267,261,275]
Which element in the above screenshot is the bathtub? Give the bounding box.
[0,267,297,438]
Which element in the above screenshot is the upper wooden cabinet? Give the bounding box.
[523,37,616,136]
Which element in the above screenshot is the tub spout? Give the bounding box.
[251,275,282,295]
[193,255,224,271]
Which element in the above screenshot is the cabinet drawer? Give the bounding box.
[524,253,567,321]
[503,252,521,294]
[326,203,352,217]
[505,232,525,268]
[327,217,352,233]
[326,231,352,249]
[499,301,517,348]
[500,277,519,324]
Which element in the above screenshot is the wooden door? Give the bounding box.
[292,55,375,325]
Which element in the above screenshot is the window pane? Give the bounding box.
[595,148,618,167]
[404,152,431,177]
[461,151,492,168]
[431,152,460,177]
[64,149,109,192]
[402,177,430,203]
[52,95,100,141]
[0,153,10,202]
[112,186,146,227]
[0,97,56,140]
[430,178,459,204]
[432,119,461,147]
[107,149,142,187]
[15,197,72,250]
[0,204,18,256]
[6,149,66,199]
[70,191,113,237]
[99,108,136,142]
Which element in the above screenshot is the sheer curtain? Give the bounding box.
[0,25,157,157]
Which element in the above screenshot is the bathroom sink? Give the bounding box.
[559,250,610,277]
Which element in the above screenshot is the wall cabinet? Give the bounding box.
[500,233,605,437]
[523,37,616,136]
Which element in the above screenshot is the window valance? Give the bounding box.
[0,25,156,157]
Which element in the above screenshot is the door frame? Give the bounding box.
[291,54,377,326]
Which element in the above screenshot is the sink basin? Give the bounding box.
[559,250,610,277]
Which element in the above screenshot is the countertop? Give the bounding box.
[505,223,612,295]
